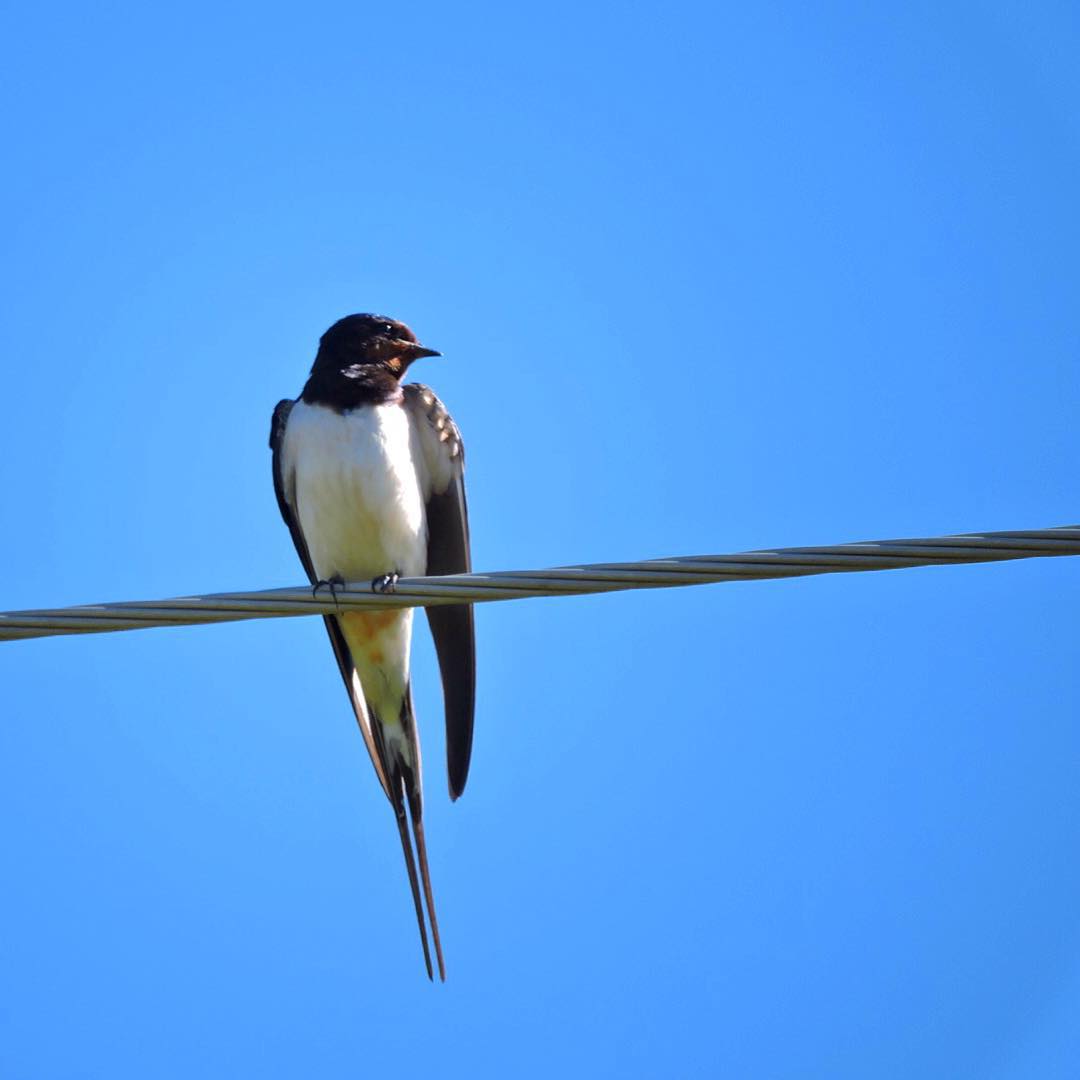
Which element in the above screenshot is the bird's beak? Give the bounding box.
[401,341,441,360]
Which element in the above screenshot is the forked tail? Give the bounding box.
[373,688,445,981]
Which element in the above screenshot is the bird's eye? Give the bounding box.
[383,323,395,336]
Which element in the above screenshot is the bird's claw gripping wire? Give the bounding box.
[312,574,346,610]
[371,572,400,595]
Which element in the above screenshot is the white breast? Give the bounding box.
[282,401,427,583]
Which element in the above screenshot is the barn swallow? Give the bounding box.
[269,314,475,981]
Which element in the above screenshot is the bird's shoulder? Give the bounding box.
[269,398,295,450]
[402,383,465,470]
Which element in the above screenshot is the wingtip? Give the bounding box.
[448,761,470,802]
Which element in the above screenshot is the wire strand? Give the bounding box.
[2,525,1077,642]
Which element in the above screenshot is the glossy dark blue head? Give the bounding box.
[312,314,440,375]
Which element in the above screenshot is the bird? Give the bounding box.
[269,313,475,981]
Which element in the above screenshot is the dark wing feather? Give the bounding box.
[269,399,391,799]
[425,478,475,799]
[270,400,315,579]
[403,384,476,800]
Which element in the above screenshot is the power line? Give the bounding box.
[1,525,1077,643]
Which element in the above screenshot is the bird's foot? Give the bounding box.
[313,574,346,609]
[371,571,400,595]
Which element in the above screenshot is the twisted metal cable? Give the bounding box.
[1,525,1077,643]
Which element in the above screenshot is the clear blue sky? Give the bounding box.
[1,3,1078,1077]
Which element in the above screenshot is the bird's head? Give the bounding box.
[312,314,440,379]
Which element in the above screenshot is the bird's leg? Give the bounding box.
[312,573,346,610]
[371,571,401,595]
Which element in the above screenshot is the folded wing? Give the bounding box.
[403,383,476,800]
